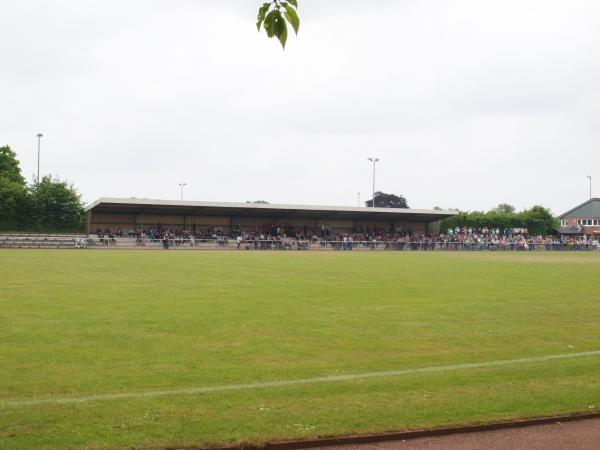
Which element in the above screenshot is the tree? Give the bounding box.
[0,145,85,232]
[257,0,300,49]
[492,203,516,214]
[28,175,84,231]
[0,146,27,230]
[439,205,558,236]
[0,178,27,230]
[0,145,25,185]
[365,192,409,208]
[521,205,558,236]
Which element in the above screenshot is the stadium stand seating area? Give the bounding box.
[0,233,88,249]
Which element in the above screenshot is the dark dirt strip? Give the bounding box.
[185,413,600,450]
[314,416,600,450]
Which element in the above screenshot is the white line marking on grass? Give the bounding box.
[2,350,599,409]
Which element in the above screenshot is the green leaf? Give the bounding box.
[284,4,300,35]
[264,9,277,38]
[256,2,271,31]
[288,0,298,7]
[272,10,288,49]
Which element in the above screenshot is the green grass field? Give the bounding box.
[1,250,599,449]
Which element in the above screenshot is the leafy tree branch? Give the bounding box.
[257,0,300,49]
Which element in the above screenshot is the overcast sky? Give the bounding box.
[1,0,599,214]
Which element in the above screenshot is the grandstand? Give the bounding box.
[84,198,456,236]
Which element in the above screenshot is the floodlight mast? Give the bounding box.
[587,176,592,200]
[367,157,379,208]
[36,133,43,183]
[178,183,187,201]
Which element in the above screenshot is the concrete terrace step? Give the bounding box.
[0,234,88,249]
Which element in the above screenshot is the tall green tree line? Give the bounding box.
[0,146,84,232]
[440,204,559,236]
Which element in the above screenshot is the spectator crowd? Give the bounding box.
[95,222,599,251]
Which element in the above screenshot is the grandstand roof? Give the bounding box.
[85,198,457,221]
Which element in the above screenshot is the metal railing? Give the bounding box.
[88,237,600,252]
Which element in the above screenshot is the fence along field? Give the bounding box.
[1,250,599,449]
[2,233,599,251]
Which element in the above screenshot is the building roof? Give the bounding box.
[85,197,457,222]
[559,198,600,219]
[558,227,584,235]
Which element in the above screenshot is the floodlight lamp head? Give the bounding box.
[37,133,43,138]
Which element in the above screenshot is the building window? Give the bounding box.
[577,219,582,225]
